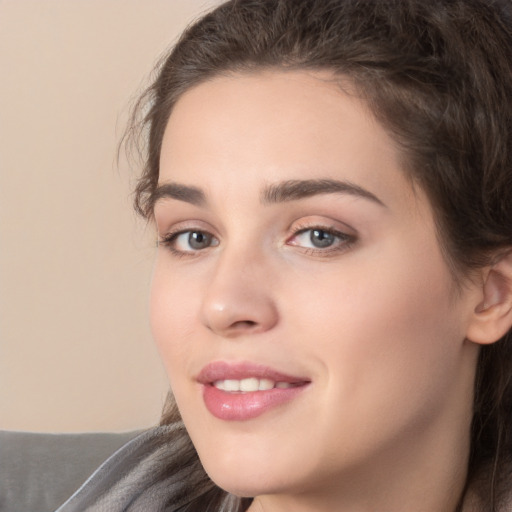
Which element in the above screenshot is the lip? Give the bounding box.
[197,361,310,421]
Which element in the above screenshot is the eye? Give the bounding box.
[303,229,336,248]
[288,226,354,252]
[159,229,219,254]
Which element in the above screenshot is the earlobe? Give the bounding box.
[466,250,512,345]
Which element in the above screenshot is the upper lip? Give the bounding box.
[197,361,310,385]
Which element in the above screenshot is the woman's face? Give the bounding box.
[151,71,480,504]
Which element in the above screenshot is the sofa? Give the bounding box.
[0,429,142,512]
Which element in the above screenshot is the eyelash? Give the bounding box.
[287,224,356,256]
[158,229,218,258]
[158,224,356,258]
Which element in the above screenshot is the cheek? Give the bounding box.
[291,240,457,343]
[149,262,199,379]
[271,246,467,472]
[291,235,462,384]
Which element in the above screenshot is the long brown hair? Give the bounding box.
[127,1,512,509]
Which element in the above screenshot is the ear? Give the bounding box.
[466,250,512,345]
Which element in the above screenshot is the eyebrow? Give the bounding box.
[151,182,207,208]
[151,178,386,209]
[261,179,386,207]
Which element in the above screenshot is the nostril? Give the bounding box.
[232,320,258,329]
[201,292,278,335]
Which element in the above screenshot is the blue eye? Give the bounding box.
[290,227,353,251]
[308,229,336,248]
[186,231,214,250]
[160,230,219,253]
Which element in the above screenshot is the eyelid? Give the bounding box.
[288,216,356,238]
[157,218,216,238]
[286,219,357,255]
[158,230,219,259]
[157,216,357,257]
[157,220,219,256]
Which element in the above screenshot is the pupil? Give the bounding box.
[189,231,210,249]
[311,229,334,248]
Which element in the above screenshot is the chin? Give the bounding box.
[197,444,313,499]
[205,469,284,498]
[199,454,272,495]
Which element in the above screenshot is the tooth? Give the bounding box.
[224,379,241,392]
[259,378,274,391]
[240,378,259,392]
[214,378,288,392]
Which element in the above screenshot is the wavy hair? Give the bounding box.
[126,1,512,509]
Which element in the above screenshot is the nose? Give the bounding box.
[200,250,279,337]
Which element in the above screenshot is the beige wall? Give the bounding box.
[0,0,221,432]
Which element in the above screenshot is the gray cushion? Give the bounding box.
[0,430,142,512]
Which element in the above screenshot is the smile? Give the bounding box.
[213,378,298,392]
[198,362,310,421]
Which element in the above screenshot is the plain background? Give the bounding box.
[0,0,221,433]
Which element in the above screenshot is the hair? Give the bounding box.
[126,0,512,510]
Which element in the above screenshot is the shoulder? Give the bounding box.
[55,423,207,512]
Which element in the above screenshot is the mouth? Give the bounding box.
[197,361,311,421]
[212,377,303,392]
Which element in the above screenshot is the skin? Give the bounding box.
[150,70,486,512]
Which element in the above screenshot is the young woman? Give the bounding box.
[57,0,512,511]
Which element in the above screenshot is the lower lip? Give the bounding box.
[202,384,308,421]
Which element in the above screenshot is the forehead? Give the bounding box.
[158,70,415,209]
